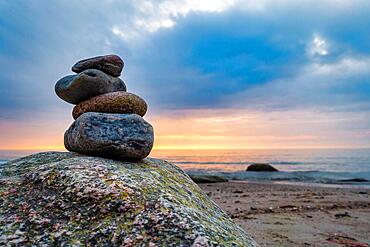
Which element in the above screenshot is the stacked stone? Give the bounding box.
[55,55,154,160]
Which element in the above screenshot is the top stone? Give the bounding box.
[72,54,124,77]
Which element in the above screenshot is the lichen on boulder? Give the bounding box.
[0,152,258,246]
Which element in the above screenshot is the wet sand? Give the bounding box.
[199,181,370,247]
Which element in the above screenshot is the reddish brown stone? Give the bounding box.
[72,91,147,119]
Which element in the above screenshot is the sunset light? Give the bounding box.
[1,1,370,245]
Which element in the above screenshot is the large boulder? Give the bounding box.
[0,152,258,246]
[246,163,278,172]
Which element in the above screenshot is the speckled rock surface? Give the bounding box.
[0,152,258,246]
[72,92,147,119]
[55,69,127,104]
[65,113,154,159]
[72,54,124,77]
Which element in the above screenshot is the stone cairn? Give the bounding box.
[55,55,154,160]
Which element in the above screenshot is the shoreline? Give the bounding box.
[1,152,369,245]
[200,181,370,246]
[228,179,370,189]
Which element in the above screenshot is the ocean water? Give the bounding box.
[151,149,370,187]
[1,149,370,187]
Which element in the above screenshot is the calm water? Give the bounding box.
[1,149,370,187]
[151,149,370,187]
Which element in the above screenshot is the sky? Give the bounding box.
[0,0,370,150]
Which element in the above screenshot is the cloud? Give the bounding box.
[309,34,329,57]
[1,0,370,149]
[230,56,370,111]
[109,0,370,43]
[110,0,236,41]
[1,0,370,116]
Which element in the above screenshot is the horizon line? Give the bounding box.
[1,147,370,152]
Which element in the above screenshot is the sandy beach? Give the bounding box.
[200,181,370,247]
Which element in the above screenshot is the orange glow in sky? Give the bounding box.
[1,108,369,151]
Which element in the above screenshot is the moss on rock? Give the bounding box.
[0,152,258,246]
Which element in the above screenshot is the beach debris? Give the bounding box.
[246,163,278,172]
[271,232,290,241]
[334,211,351,218]
[0,152,259,246]
[279,204,297,209]
[326,234,368,247]
[55,55,154,160]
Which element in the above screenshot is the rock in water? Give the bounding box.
[72,54,124,76]
[55,69,126,104]
[64,113,154,159]
[72,91,147,119]
[189,174,229,183]
[246,163,278,172]
[0,152,258,246]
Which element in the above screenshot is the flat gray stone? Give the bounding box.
[55,69,126,104]
[72,54,124,76]
[64,113,154,159]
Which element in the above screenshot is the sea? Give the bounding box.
[1,149,370,188]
